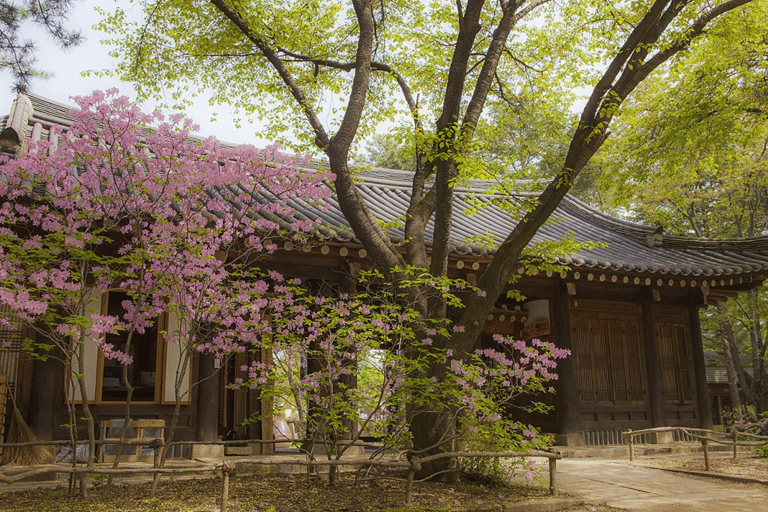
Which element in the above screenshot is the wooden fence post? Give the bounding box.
[732,428,737,460]
[702,438,710,471]
[151,438,164,469]
[405,456,421,505]
[627,430,634,461]
[548,457,557,497]
[221,461,234,512]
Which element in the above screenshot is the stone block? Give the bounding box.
[191,443,224,459]
[311,443,366,459]
[648,431,674,444]
[554,433,585,447]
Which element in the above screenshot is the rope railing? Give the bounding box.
[622,426,768,471]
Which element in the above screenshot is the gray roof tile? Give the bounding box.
[8,92,768,279]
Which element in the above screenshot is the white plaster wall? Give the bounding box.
[69,291,101,402]
[162,308,191,404]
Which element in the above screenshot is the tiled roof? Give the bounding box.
[5,92,768,280]
[277,168,768,278]
[706,367,729,384]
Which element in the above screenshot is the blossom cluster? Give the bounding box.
[0,90,332,378]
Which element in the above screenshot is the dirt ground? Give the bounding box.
[5,454,762,511]
[0,468,635,512]
[636,452,768,481]
[0,470,559,511]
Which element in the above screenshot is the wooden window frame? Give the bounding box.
[94,291,166,405]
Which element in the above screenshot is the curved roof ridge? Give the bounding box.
[559,194,657,236]
[559,194,768,251]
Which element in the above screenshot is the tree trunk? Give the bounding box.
[151,345,191,496]
[73,333,96,496]
[721,313,757,420]
[410,409,459,482]
[722,337,744,423]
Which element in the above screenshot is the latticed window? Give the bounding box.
[572,317,645,404]
[656,323,694,403]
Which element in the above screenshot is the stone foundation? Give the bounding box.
[190,443,224,459]
[554,433,585,447]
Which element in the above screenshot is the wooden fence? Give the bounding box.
[622,426,768,471]
[0,437,561,510]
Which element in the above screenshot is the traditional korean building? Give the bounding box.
[2,92,768,454]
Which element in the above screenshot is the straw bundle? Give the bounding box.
[0,393,55,466]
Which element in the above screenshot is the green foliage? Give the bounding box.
[94,0,763,477]
[361,132,417,171]
[0,0,82,91]
[732,412,768,457]
[244,267,564,463]
[596,4,768,236]
[95,1,589,153]
[592,6,768,415]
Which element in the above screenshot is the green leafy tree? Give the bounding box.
[0,0,82,91]
[596,4,768,419]
[361,132,417,171]
[99,0,757,478]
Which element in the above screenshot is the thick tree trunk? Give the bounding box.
[722,337,744,423]
[410,409,459,481]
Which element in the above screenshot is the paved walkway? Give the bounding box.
[556,458,768,511]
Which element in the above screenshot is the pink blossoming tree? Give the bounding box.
[0,90,567,492]
[250,269,568,485]
[0,90,332,492]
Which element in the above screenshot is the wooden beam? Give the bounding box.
[689,305,714,430]
[554,282,580,437]
[642,292,664,427]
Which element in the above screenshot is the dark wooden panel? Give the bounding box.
[572,317,595,403]
[657,322,695,404]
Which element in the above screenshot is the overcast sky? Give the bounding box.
[0,0,269,147]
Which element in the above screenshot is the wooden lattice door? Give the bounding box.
[657,323,694,403]
[571,314,645,404]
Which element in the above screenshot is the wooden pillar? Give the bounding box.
[338,262,360,440]
[717,395,724,427]
[254,347,273,453]
[641,290,664,427]
[553,283,581,444]
[195,352,220,442]
[689,303,714,429]
[28,344,64,441]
